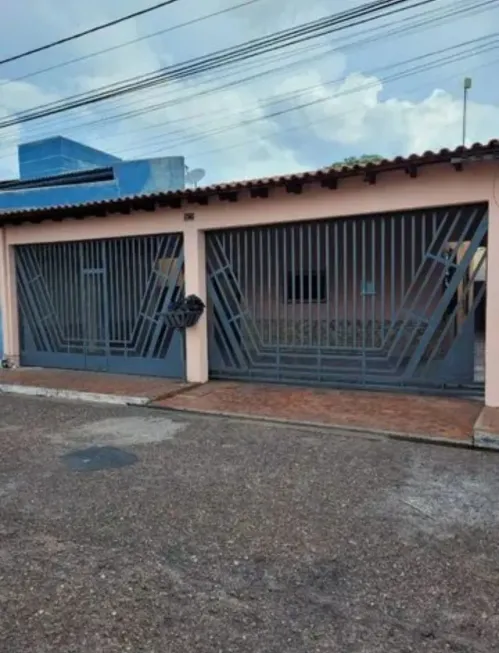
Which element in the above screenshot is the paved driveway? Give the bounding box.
[0,395,498,652]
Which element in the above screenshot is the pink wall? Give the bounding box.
[1,161,498,403]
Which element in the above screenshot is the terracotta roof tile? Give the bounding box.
[1,139,498,222]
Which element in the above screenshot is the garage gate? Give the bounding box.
[16,233,185,378]
[206,204,487,394]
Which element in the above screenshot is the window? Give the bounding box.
[286,271,326,302]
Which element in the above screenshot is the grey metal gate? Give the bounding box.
[16,233,185,378]
[207,204,487,394]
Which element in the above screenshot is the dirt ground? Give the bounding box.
[0,394,498,652]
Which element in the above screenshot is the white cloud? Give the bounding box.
[0,0,498,181]
[296,72,499,155]
[0,79,61,178]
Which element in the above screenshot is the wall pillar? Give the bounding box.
[183,224,208,383]
[485,199,499,406]
[0,230,19,365]
[0,228,5,360]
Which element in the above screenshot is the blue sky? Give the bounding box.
[0,0,498,184]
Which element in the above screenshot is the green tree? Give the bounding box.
[331,154,383,169]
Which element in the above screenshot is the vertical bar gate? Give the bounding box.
[16,233,185,378]
[207,204,487,394]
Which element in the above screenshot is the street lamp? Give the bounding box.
[462,77,472,147]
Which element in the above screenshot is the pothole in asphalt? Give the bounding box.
[61,445,138,472]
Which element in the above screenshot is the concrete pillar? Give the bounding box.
[485,199,499,406]
[0,228,5,360]
[0,229,19,365]
[183,224,208,383]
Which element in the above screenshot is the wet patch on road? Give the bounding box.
[61,446,139,472]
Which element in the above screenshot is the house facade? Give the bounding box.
[0,140,498,406]
[0,136,185,357]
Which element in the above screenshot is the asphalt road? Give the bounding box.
[0,394,498,652]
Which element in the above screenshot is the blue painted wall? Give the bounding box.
[18,136,121,179]
[0,136,186,360]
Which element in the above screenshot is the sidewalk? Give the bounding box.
[0,368,486,447]
[152,381,482,445]
[0,368,192,405]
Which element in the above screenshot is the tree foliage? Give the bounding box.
[331,154,383,169]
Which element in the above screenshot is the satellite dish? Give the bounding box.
[185,167,206,188]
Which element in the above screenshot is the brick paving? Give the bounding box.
[153,381,482,442]
[0,368,190,401]
[0,368,483,443]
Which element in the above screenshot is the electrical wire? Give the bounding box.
[4,0,425,119]
[0,41,330,145]
[0,0,267,87]
[103,0,499,155]
[0,0,439,130]
[115,35,499,158]
[181,53,499,168]
[0,0,496,166]
[0,0,184,67]
[0,0,494,156]
[2,28,496,168]
[70,0,493,138]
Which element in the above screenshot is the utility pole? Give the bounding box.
[462,77,472,147]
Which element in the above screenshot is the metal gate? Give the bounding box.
[207,204,487,394]
[16,233,185,378]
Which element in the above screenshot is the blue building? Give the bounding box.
[0,136,185,211]
[0,136,186,358]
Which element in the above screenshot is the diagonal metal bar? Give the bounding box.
[208,232,263,353]
[380,208,453,353]
[419,247,487,377]
[388,207,477,367]
[403,209,487,379]
[389,210,476,369]
[16,247,65,353]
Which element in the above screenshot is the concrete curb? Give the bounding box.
[148,403,475,450]
[0,382,484,451]
[0,383,149,407]
[473,431,499,450]
[471,408,499,451]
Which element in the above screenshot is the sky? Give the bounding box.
[0,0,498,184]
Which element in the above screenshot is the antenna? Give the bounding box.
[185,167,206,188]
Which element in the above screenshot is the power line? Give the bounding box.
[117,35,499,157]
[0,0,183,67]
[0,0,266,87]
[183,51,499,169]
[0,0,493,154]
[8,0,420,116]
[2,25,495,168]
[0,41,330,153]
[107,0,499,156]
[82,0,481,135]
[0,42,329,145]
[0,0,492,158]
[0,0,438,130]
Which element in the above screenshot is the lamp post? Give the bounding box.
[462,77,472,147]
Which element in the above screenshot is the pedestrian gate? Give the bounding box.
[16,233,185,378]
[207,204,487,394]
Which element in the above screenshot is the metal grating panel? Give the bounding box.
[16,233,185,378]
[206,204,487,395]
